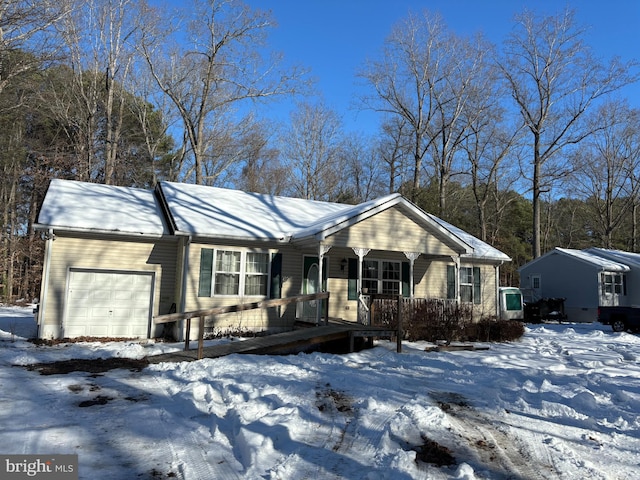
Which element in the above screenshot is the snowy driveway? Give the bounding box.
[1,307,639,479]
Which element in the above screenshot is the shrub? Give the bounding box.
[372,298,525,343]
[462,318,525,342]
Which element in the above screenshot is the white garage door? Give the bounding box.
[65,270,153,338]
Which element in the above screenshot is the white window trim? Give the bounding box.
[362,258,402,295]
[204,247,272,298]
[602,272,625,296]
[459,266,474,303]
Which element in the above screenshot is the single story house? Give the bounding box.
[34,179,511,340]
[519,247,638,322]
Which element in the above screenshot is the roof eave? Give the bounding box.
[33,223,170,240]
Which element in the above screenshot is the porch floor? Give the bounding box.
[146,321,397,364]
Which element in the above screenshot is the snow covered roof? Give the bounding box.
[428,215,512,262]
[36,179,510,262]
[158,181,355,241]
[520,247,631,272]
[36,179,169,237]
[586,248,640,269]
[158,182,489,256]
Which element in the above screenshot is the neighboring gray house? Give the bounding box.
[519,247,634,322]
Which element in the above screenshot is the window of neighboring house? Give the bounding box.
[602,272,626,295]
[198,248,270,297]
[362,259,401,295]
[532,276,541,290]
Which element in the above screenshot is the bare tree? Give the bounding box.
[377,115,412,194]
[0,0,70,303]
[339,132,386,203]
[464,118,524,243]
[139,0,306,185]
[499,9,639,258]
[281,101,344,201]
[359,11,492,214]
[427,32,496,218]
[56,0,143,184]
[570,101,640,248]
[358,11,445,201]
[0,0,70,98]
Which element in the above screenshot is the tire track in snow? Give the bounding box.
[431,392,558,480]
[147,371,242,480]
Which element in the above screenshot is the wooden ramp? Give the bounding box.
[146,323,398,364]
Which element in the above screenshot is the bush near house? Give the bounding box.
[374,298,525,343]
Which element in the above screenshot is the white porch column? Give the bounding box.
[352,247,371,325]
[454,255,461,304]
[317,244,332,324]
[495,263,502,317]
[404,252,421,299]
[352,247,371,294]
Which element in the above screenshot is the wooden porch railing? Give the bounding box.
[154,292,330,359]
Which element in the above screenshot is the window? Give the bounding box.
[447,265,481,304]
[199,248,271,297]
[532,276,541,290]
[460,267,474,303]
[245,252,269,296]
[362,259,401,295]
[215,250,241,295]
[602,273,625,295]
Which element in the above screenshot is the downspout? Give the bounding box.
[454,255,461,304]
[37,229,54,338]
[495,262,503,318]
[178,235,192,341]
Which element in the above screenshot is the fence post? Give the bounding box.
[184,318,191,351]
[198,316,205,360]
[324,293,330,325]
[397,294,403,353]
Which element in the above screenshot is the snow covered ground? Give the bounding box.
[1,305,639,479]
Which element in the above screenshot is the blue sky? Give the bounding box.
[245,0,640,134]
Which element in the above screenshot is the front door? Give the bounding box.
[302,256,327,322]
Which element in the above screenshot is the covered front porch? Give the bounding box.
[302,243,471,326]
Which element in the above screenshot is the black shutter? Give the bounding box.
[447,265,456,299]
[270,253,282,299]
[198,248,214,297]
[348,258,358,300]
[402,262,410,297]
[473,266,481,304]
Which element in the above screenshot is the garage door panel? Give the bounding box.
[65,326,89,337]
[66,270,152,338]
[88,325,110,337]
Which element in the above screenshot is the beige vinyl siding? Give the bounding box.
[415,260,449,299]
[42,234,178,338]
[185,242,306,334]
[474,263,498,319]
[414,260,497,320]
[325,207,457,256]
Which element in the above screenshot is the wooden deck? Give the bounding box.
[146,322,398,364]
